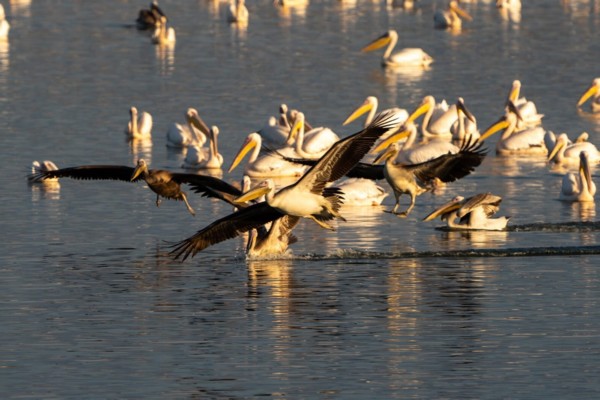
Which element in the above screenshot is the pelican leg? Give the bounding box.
[156,194,162,207]
[181,192,196,216]
[308,216,335,231]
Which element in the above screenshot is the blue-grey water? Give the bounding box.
[2,0,600,398]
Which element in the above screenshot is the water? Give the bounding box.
[2,0,600,398]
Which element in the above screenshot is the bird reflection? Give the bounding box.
[10,0,32,17]
[0,40,8,74]
[155,44,175,76]
[129,138,153,165]
[564,200,597,221]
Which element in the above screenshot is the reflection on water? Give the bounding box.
[9,0,31,17]
[155,44,175,76]
[563,199,597,221]
[30,181,61,201]
[129,138,153,165]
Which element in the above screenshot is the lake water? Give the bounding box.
[2,0,600,398]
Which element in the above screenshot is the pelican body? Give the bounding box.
[577,78,600,113]
[227,0,249,23]
[182,126,224,170]
[548,133,600,167]
[0,4,9,40]
[166,108,209,148]
[423,193,510,230]
[126,107,153,140]
[152,16,176,45]
[559,151,596,202]
[506,80,544,128]
[362,30,433,68]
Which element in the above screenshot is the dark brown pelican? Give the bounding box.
[170,109,405,260]
[29,159,241,216]
[136,1,166,30]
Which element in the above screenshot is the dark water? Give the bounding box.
[2,0,600,398]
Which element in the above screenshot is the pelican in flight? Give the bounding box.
[226,0,249,23]
[166,108,209,148]
[170,109,405,260]
[373,138,487,217]
[434,1,472,30]
[28,160,59,183]
[577,78,600,113]
[547,132,600,167]
[136,0,166,30]
[0,4,9,40]
[559,151,596,202]
[423,193,510,230]
[505,80,544,128]
[125,107,153,140]
[182,126,224,170]
[29,159,241,216]
[152,16,175,45]
[288,112,340,159]
[362,29,433,68]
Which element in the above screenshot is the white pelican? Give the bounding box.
[170,109,405,259]
[28,160,59,183]
[343,96,409,129]
[166,108,209,148]
[577,78,600,113]
[125,107,153,140]
[505,80,544,128]
[136,0,166,30]
[547,132,600,167]
[479,102,547,156]
[288,112,340,159]
[434,1,472,30]
[361,30,433,68]
[256,104,294,148]
[451,97,479,144]
[29,159,242,216]
[423,193,510,230]
[373,138,487,217]
[0,4,9,40]
[403,96,462,142]
[335,178,388,206]
[559,151,596,202]
[182,126,224,170]
[152,16,176,45]
[496,0,521,10]
[226,0,249,23]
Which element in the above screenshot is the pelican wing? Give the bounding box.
[460,193,502,217]
[28,165,138,182]
[174,174,242,198]
[293,110,403,194]
[170,203,285,260]
[270,153,386,181]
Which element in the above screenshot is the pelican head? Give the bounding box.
[479,101,522,141]
[456,97,476,123]
[287,112,306,145]
[507,79,522,104]
[343,96,377,126]
[577,78,600,108]
[228,133,261,173]
[373,142,402,164]
[131,159,149,181]
[234,179,274,204]
[449,0,472,22]
[547,133,569,162]
[371,126,412,154]
[422,195,465,222]
[361,30,395,53]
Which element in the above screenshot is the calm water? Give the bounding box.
[3,0,600,398]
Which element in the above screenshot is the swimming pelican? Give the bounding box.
[423,193,510,230]
[136,0,166,30]
[335,178,388,206]
[226,0,249,23]
[228,132,308,177]
[434,1,472,30]
[496,0,521,10]
[28,160,59,183]
[577,78,600,113]
[373,138,487,217]
[451,97,480,144]
[258,105,293,148]
[182,126,224,170]
[559,151,596,202]
[0,4,9,40]
[166,108,209,148]
[29,159,241,216]
[152,16,175,45]
[403,95,462,142]
[361,30,433,68]
[479,102,547,156]
[288,112,340,159]
[547,133,600,167]
[505,80,544,128]
[343,96,409,129]
[125,107,153,140]
[170,109,405,259]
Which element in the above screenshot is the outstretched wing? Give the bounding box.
[171,173,243,198]
[28,165,138,182]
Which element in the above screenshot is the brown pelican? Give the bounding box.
[136,1,166,30]
[361,30,433,68]
[170,109,405,260]
[577,78,600,113]
[434,1,472,30]
[125,106,153,140]
[559,151,596,202]
[373,138,486,217]
[28,159,241,216]
[423,193,510,230]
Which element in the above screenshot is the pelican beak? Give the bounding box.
[422,197,463,222]
[187,110,210,137]
[371,127,411,154]
[580,152,594,193]
[131,163,145,181]
[507,81,520,103]
[228,135,258,173]
[406,97,432,125]
[547,140,565,161]
[373,144,398,164]
[234,184,271,204]
[343,100,372,126]
[457,98,476,122]
[577,84,599,108]
[452,2,473,21]
[286,117,303,146]
[480,116,510,141]
[361,32,391,53]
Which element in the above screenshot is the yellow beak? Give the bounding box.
[228,136,258,173]
[371,127,411,155]
[577,84,599,108]
[234,185,271,204]
[361,33,391,53]
[343,101,373,126]
[479,118,510,141]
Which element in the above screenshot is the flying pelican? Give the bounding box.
[361,30,433,68]
[479,102,547,156]
[136,0,166,30]
[288,112,340,159]
[373,138,486,217]
[169,109,405,260]
[0,4,9,40]
[152,16,176,45]
[559,151,596,202]
[125,107,153,140]
[166,108,209,148]
[434,0,472,30]
[505,80,544,128]
[423,193,510,230]
[28,160,59,183]
[182,126,224,170]
[28,159,241,216]
[226,0,249,23]
[547,133,600,167]
[577,78,600,113]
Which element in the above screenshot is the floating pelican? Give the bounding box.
[152,16,176,45]
[29,159,240,216]
[335,178,388,206]
[434,0,472,30]
[0,4,9,40]
[227,0,249,23]
[373,138,487,217]
[288,112,340,159]
[166,108,209,148]
[343,96,409,129]
[423,193,510,230]
[125,106,153,140]
[28,160,59,183]
[136,0,166,30]
[170,109,404,259]
[451,97,480,144]
[505,80,544,128]
[547,132,600,167]
[559,151,596,202]
[182,126,224,170]
[496,0,521,10]
[258,104,294,148]
[406,95,462,142]
[577,78,600,113]
[361,29,433,68]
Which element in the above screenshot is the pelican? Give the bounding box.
[373,138,486,217]
[434,0,472,30]
[136,0,166,30]
[343,96,409,129]
[559,151,596,202]
[288,112,340,159]
[577,78,600,113]
[28,159,241,216]
[258,105,294,148]
[166,108,209,148]
[505,80,544,128]
[451,97,480,144]
[496,0,521,10]
[479,102,547,156]
[361,30,433,68]
[226,0,249,23]
[423,193,510,230]
[182,126,224,170]
[28,160,59,183]
[170,109,405,260]
[228,132,308,177]
[547,133,600,167]
[125,107,153,140]
[403,96,463,142]
[152,16,176,45]
[0,4,9,40]
[335,178,388,206]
